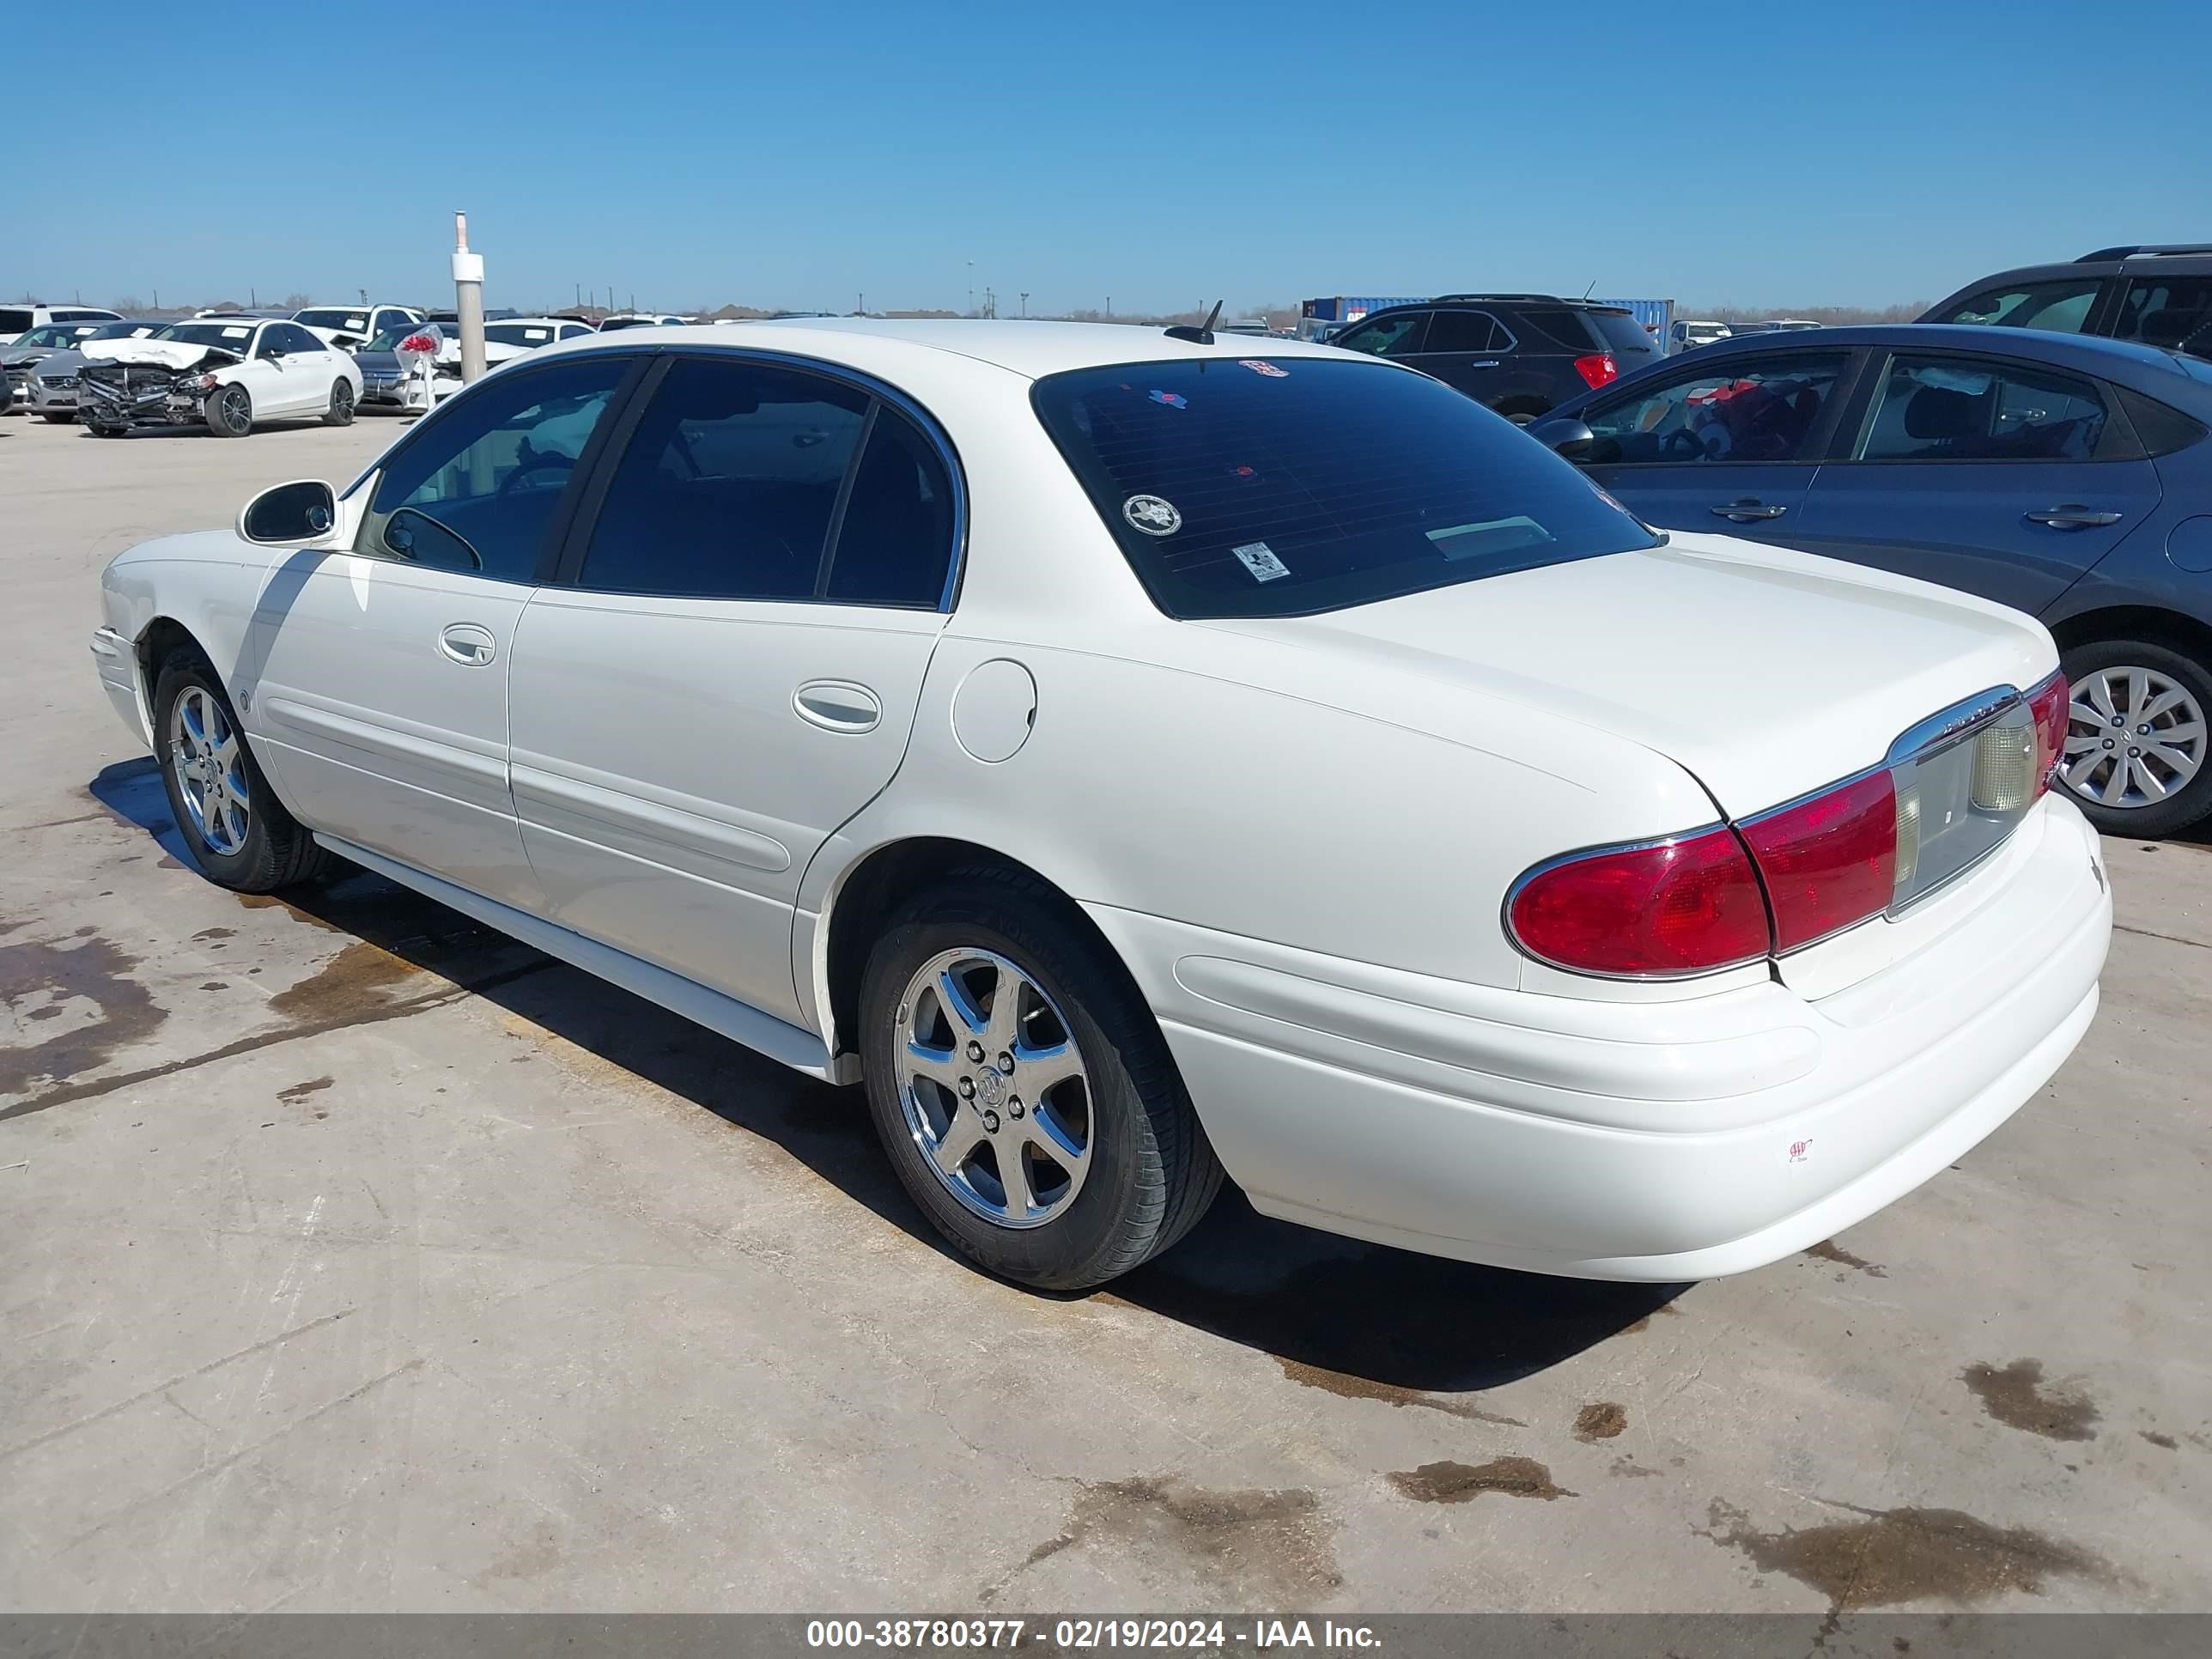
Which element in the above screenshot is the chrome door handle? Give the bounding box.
[2025,506,2124,529]
[1711,500,1788,521]
[793,680,881,733]
[437,623,496,666]
[1469,360,1500,368]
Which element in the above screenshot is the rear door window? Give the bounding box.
[0,309,33,335]
[1582,354,1850,464]
[2112,277,2212,358]
[577,357,870,599]
[1856,356,2109,461]
[1932,278,2102,333]
[1030,356,1660,620]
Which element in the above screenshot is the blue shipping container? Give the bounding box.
[1595,298,1677,352]
[1301,296,1425,324]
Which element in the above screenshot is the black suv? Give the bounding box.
[1328,294,1661,421]
[1921,244,2212,359]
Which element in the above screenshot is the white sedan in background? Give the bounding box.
[88,320,2110,1289]
[79,318,362,435]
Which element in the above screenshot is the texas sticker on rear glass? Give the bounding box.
[1231,541,1291,582]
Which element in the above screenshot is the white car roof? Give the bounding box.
[552,318,1349,382]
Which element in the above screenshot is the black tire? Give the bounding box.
[858,868,1224,1289]
[324,380,356,426]
[2057,637,2212,839]
[205,383,252,437]
[40,412,76,424]
[86,418,125,437]
[151,647,333,891]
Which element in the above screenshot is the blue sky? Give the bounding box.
[12,0,2205,315]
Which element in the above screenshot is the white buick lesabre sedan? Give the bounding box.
[88,320,2112,1289]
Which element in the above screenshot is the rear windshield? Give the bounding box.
[1586,309,1660,359]
[1031,356,1661,620]
[295,308,371,332]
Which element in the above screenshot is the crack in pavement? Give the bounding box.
[0,1308,360,1465]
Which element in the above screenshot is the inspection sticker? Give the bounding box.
[222,326,250,338]
[1231,541,1291,581]
[1123,494,1183,537]
[1239,360,1288,377]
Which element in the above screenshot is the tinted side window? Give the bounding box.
[1423,310,1502,353]
[579,358,868,599]
[1518,308,1601,351]
[277,325,325,354]
[1334,313,1429,357]
[1583,354,1848,464]
[2112,277,2212,358]
[1857,356,2107,461]
[824,410,957,606]
[1934,278,2101,333]
[363,356,631,581]
[2114,386,2209,459]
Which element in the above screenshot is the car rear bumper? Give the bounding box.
[1085,795,2111,1279]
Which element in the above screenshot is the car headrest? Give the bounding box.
[1903,385,1990,440]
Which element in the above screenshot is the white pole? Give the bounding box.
[453,210,486,384]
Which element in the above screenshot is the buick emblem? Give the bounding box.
[976,1069,1006,1109]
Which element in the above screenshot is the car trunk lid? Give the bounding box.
[1200,531,2054,818]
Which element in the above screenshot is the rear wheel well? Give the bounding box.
[823,839,1134,1066]
[2047,605,2212,669]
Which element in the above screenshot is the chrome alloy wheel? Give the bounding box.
[2062,665,2206,811]
[895,948,1092,1229]
[168,685,251,855]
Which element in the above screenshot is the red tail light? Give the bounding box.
[2027,672,2068,799]
[1737,772,1899,952]
[1572,352,1618,389]
[1507,828,1769,977]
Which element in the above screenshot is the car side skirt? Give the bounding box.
[315,835,851,1083]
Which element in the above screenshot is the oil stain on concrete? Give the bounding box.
[1806,1239,1887,1276]
[267,943,420,1024]
[994,1476,1341,1606]
[1387,1457,1574,1504]
[277,1077,334,1105]
[1960,1358,2100,1442]
[1698,1498,2106,1609]
[0,931,167,1097]
[1574,1402,1628,1442]
[1276,1358,1525,1426]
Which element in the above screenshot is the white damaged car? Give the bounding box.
[88,319,2111,1289]
[79,318,362,436]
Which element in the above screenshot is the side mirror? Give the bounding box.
[240,479,337,544]
[1527,416,1595,460]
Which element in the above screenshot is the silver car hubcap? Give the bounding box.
[2062,665,2206,811]
[895,948,1092,1228]
[168,686,251,855]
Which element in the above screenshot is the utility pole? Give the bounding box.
[1019,291,1029,318]
[453,210,487,384]
[967,261,975,315]
[857,291,865,316]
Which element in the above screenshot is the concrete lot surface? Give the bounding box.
[2,410,2208,1613]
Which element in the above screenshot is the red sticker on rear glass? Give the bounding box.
[1239,360,1288,377]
